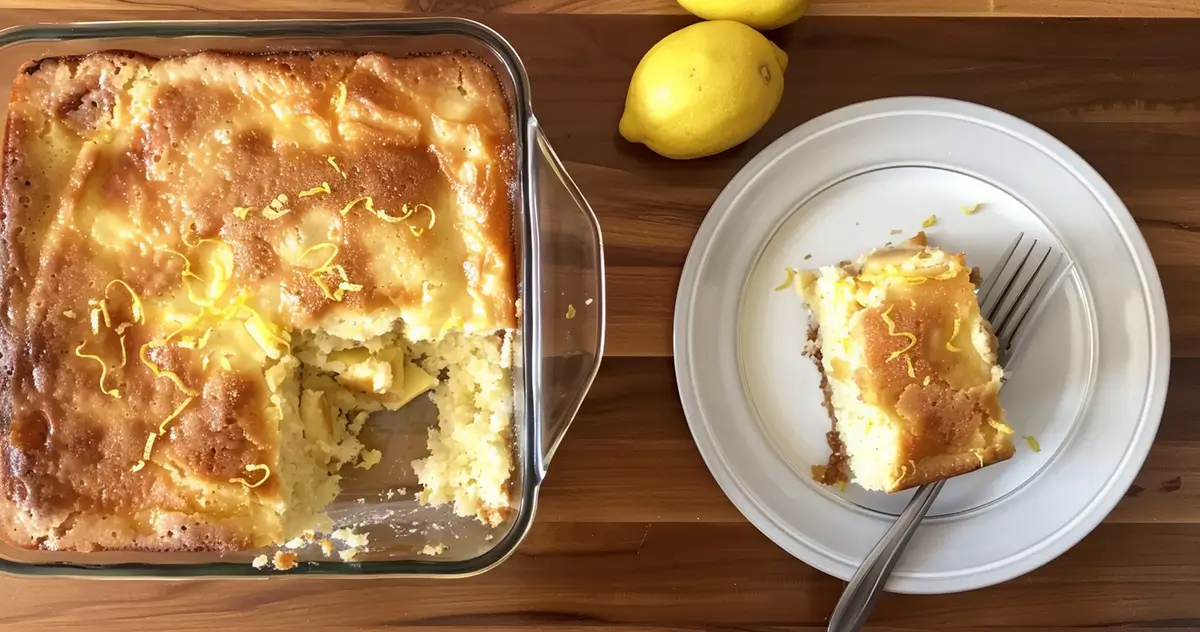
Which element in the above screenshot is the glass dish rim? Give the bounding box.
[0,16,545,579]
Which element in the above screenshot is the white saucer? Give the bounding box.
[673,97,1170,594]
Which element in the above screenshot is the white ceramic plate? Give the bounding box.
[674,97,1170,594]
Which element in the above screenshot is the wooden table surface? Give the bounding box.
[2,3,1200,632]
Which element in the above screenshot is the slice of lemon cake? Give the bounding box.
[799,233,1014,493]
[0,50,517,551]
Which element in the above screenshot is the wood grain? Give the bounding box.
[0,12,1198,632]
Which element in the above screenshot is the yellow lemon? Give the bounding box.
[677,0,809,30]
[619,21,788,160]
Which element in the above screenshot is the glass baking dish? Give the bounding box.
[0,17,605,578]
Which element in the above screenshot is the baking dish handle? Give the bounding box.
[530,118,606,481]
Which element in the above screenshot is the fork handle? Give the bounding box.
[827,481,946,632]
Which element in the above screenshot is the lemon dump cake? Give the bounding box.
[0,50,517,551]
[798,233,1014,493]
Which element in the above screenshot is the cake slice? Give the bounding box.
[798,233,1014,493]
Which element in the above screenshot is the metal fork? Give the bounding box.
[827,233,1064,632]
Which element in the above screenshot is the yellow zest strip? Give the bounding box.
[298,182,331,198]
[1025,435,1041,452]
[366,198,413,223]
[961,203,982,215]
[139,342,201,397]
[972,449,985,468]
[181,222,202,248]
[775,267,796,291]
[421,204,436,230]
[301,243,340,270]
[922,214,937,228]
[327,156,347,180]
[89,307,102,335]
[219,355,233,371]
[988,419,1015,435]
[231,464,271,489]
[946,317,962,352]
[300,243,361,302]
[409,226,424,237]
[339,197,369,217]
[311,275,339,302]
[233,206,253,220]
[240,306,290,359]
[904,276,928,285]
[131,432,156,472]
[880,305,918,363]
[155,247,203,282]
[333,82,347,112]
[74,340,122,398]
[263,194,291,220]
[105,279,145,325]
[197,327,214,349]
[904,355,916,379]
[344,198,432,226]
[329,265,361,301]
[158,397,194,436]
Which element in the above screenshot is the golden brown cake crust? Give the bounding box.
[855,247,1012,492]
[0,50,517,551]
[802,233,1014,493]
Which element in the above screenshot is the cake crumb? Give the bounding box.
[62,309,76,319]
[355,497,366,504]
[319,539,335,557]
[484,533,494,541]
[890,229,903,235]
[565,304,576,319]
[356,448,382,470]
[338,548,359,562]
[804,254,812,260]
[585,298,593,306]
[273,551,298,571]
[421,543,447,556]
[251,554,270,569]
[331,528,370,549]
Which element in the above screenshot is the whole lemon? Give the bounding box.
[677,0,809,30]
[619,21,788,160]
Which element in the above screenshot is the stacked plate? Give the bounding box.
[673,97,1170,593]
